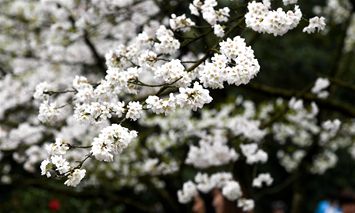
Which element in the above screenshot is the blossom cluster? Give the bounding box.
[311,78,330,98]
[199,36,260,88]
[91,124,137,162]
[303,16,327,34]
[245,1,302,36]
[189,0,230,37]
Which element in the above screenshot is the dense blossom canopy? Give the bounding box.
[0,0,354,212]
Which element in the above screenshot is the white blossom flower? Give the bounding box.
[215,7,230,23]
[210,172,233,188]
[252,173,273,188]
[288,98,304,110]
[310,151,338,174]
[73,76,91,90]
[33,82,53,100]
[51,155,70,174]
[213,24,225,37]
[322,119,341,132]
[38,101,60,123]
[155,59,191,86]
[40,159,52,177]
[245,1,302,36]
[240,143,268,164]
[145,94,176,115]
[303,16,326,34]
[277,150,306,172]
[195,173,214,193]
[91,138,114,162]
[311,78,330,98]
[155,25,180,54]
[91,124,137,162]
[73,76,94,103]
[64,169,86,187]
[49,138,69,155]
[222,181,242,201]
[169,14,195,32]
[199,54,228,89]
[201,36,261,87]
[126,101,143,121]
[185,139,238,168]
[177,181,198,204]
[189,1,201,16]
[238,198,255,211]
[320,119,341,142]
[176,82,213,111]
[138,50,158,70]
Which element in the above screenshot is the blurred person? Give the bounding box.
[271,201,286,213]
[193,195,206,213]
[316,193,341,213]
[193,192,215,213]
[192,188,252,213]
[339,190,355,213]
[212,189,240,213]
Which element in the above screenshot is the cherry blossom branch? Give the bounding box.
[68,144,92,149]
[70,153,93,174]
[180,29,213,48]
[260,82,315,129]
[128,77,182,88]
[43,90,76,95]
[185,17,246,73]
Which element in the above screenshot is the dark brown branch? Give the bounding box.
[328,77,355,92]
[244,83,355,117]
[186,17,245,73]
[83,31,106,74]
[329,14,353,94]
